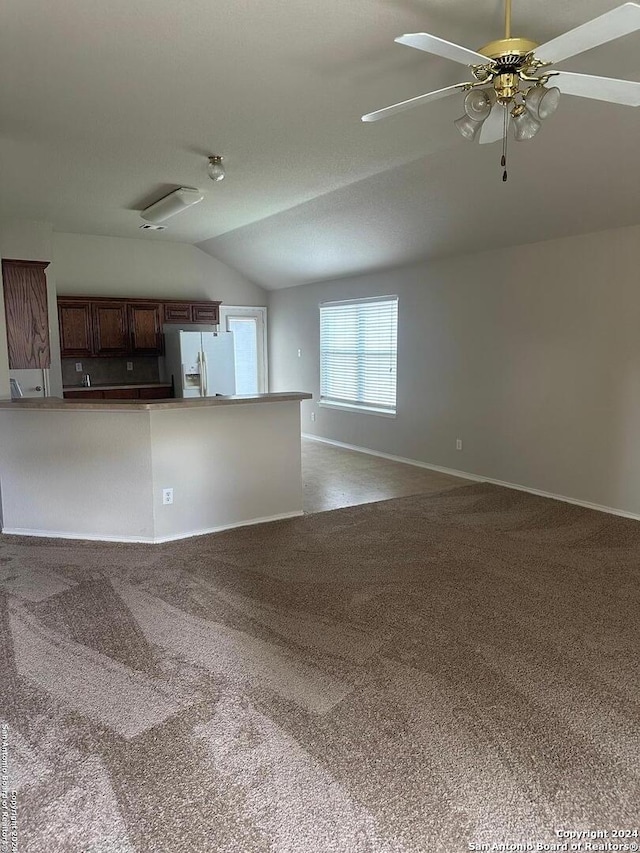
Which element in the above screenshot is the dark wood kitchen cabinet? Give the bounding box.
[63,385,172,400]
[57,300,93,358]
[57,296,221,357]
[63,389,105,399]
[2,259,51,369]
[163,303,192,323]
[164,301,220,325]
[128,302,162,354]
[191,302,219,324]
[101,388,139,399]
[138,385,172,399]
[92,302,129,356]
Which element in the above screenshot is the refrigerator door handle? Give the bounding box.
[201,350,208,397]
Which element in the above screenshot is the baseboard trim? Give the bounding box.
[1,511,305,545]
[1,528,158,544]
[302,433,640,522]
[151,511,304,543]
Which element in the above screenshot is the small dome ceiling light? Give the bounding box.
[207,155,225,182]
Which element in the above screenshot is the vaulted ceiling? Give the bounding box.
[1,0,639,288]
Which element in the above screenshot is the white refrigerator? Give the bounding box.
[164,330,236,398]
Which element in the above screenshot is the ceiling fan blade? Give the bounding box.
[361,83,467,122]
[553,70,640,105]
[478,104,508,144]
[395,33,492,66]
[535,2,640,64]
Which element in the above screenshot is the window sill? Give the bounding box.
[319,400,397,418]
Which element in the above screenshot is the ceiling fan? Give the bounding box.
[362,0,640,178]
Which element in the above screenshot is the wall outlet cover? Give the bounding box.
[75,362,83,372]
[162,488,174,505]
[126,362,133,371]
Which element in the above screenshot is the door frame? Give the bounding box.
[219,306,268,394]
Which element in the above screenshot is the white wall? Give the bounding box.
[150,402,303,541]
[0,219,64,398]
[53,232,266,306]
[269,223,640,516]
[0,409,154,539]
[0,400,303,542]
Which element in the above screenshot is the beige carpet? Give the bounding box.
[1,482,639,852]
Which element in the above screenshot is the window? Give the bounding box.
[319,296,398,415]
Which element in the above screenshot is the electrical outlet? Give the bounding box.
[126,361,133,371]
[162,488,174,505]
[456,439,463,451]
[311,411,316,422]
[75,362,83,372]
[297,349,302,358]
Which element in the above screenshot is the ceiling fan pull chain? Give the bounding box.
[501,107,508,182]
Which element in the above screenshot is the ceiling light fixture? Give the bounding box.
[362,0,640,180]
[140,187,204,225]
[207,155,225,182]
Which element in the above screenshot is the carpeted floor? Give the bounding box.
[1,482,639,852]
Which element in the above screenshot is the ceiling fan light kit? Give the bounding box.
[512,108,542,141]
[454,114,484,141]
[525,85,561,120]
[463,88,495,120]
[362,0,640,179]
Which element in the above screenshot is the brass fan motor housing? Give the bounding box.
[476,38,541,103]
[477,37,539,61]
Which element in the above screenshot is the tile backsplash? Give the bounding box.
[62,356,160,387]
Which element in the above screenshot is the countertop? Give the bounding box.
[63,383,171,392]
[0,392,313,411]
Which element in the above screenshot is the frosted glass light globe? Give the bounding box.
[207,156,225,182]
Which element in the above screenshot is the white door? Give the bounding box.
[219,307,267,395]
[9,369,48,398]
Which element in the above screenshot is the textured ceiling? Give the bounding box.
[1,0,639,288]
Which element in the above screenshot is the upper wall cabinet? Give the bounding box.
[92,302,129,356]
[2,259,51,369]
[57,300,93,358]
[163,303,192,323]
[57,296,221,358]
[128,303,162,354]
[191,302,219,324]
[163,301,220,325]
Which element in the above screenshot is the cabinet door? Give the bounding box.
[2,259,51,369]
[192,302,220,324]
[163,303,192,323]
[102,388,139,399]
[64,390,104,399]
[92,302,129,356]
[128,303,162,354]
[58,300,93,358]
[138,385,172,399]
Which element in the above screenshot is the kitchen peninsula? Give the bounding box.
[0,392,311,542]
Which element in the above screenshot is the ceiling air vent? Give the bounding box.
[139,223,166,231]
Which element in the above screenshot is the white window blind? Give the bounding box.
[320,296,398,414]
